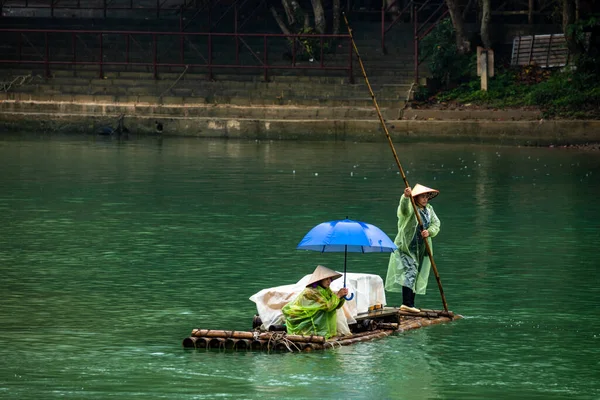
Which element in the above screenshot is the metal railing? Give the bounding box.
[0,0,194,18]
[0,28,354,82]
[380,0,448,83]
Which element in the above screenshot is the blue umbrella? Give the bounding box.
[297,218,397,300]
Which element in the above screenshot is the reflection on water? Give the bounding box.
[0,133,599,399]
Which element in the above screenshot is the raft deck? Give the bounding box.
[182,307,461,352]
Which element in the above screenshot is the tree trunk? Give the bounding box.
[445,0,471,54]
[280,0,307,27]
[332,0,340,35]
[462,0,475,20]
[528,0,534,24]
[562,0,581,59]
[384,0,399,16]
[270,6,293,36]
[282,0,295,25]
[480,0,492,49]
[311,0,327,34]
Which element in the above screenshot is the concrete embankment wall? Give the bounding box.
[2,96,600,145]
[1,71,599,145]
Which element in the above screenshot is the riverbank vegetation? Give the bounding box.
[414,13,599,120]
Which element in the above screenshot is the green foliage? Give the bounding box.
[413,85,434,102]
[568,17,600,74]
[294,26,333,61]
[421,63,600,119]
[415,15,600,118]
[421,19,475,87]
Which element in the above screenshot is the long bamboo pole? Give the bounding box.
[342,13,449,313]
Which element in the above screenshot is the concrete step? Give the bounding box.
[3,69,413,96]
[1,65,416,82]
[7,85,406,108]
[6,68,411,87]
[0,93,403,121]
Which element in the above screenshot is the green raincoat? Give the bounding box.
[385,194,440,295]
[281,286,345,339]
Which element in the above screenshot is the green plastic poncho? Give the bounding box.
[385,194,440,295]
[281,285,345,339]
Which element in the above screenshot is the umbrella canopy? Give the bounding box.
[297,219,396,300]
[297,219,397,253]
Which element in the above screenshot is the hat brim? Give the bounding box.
[411,184,439,200]
[420,191,439,200]
[306,265,343,286]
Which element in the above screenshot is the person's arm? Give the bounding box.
[426,206,441,238]
[399,187,412,217]
[334,288,347,309]
[305,288,344,312]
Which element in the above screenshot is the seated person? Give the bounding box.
[281,265,349,339]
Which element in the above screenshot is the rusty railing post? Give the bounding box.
[381,3,385,53]
[208,33,213,81]
[180,6,185,64]
[319,36,324,68]
[153,33,158,79]
[18,33,22,61]
[45,32,50,78]
[263,34,268,82]
[349,35,354,84]
[292,34,297,66]
[99,32,103,78]
[413,5,418,84]
[234,4,239,64]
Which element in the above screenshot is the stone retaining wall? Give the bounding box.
[2,97,599,145]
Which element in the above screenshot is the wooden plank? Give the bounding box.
[511,33,568,68]
[511,32,589,68]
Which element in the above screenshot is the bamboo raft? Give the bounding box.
[182,307,461,352]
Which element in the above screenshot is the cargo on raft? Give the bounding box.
[182,273,461,352]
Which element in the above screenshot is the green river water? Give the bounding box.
[0,133,598,400]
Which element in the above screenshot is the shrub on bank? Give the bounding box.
[416,18,600,119]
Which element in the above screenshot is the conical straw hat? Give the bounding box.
[412,183,439,200]
[306,265,342,287]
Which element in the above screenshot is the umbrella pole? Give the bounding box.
[343,245,347,287]
[342,13,449,313]
[343,245,354,301]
